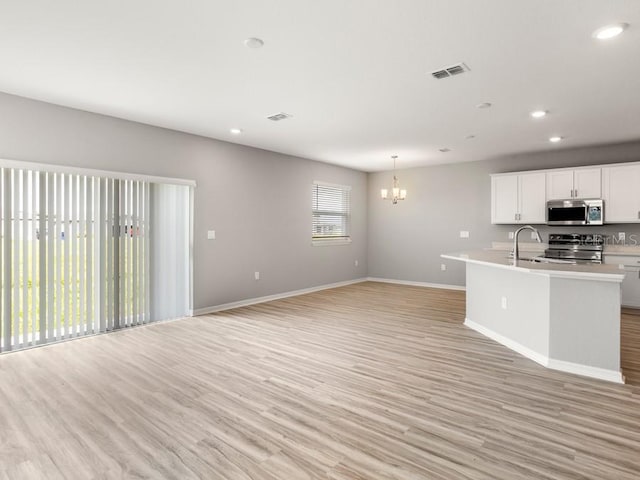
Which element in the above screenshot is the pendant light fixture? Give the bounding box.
[380,155,407,204]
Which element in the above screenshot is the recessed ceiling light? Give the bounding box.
[244,37,264,49]
[549,136,563,143]
[530,110,547,119]
[593,23,628,40]
[230,128,243,134]
[476,102,492,109]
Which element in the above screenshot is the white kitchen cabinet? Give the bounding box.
[602,164,640,223]
[574,169,602,198]
[518,173,546,223]
[491,172,546,224]
[604,255,640,308]
[546,168,601,200]
[491,175,518,223]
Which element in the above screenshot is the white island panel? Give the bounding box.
[443,250,624,383]
[548,277,620,375]
[466,262,551,360]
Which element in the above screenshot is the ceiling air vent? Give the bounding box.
[430,62,470,79]
[267,112,292,121]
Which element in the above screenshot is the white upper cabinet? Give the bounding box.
[602,164,640,223]
[491,172,546,224]
[518,173,547,223]
[546,170,574,200]
[491,175,518,224]
[492,162,640,225]
[574,168,602,199]
[546,168,601,200]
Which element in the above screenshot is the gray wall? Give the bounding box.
[368,141,640,286]
[0,92,368,310]
[4,90,639,304]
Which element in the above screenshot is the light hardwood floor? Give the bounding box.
[1,281,639,479]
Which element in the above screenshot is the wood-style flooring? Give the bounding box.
[1,281,639,479]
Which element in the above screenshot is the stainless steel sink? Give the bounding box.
[529,256,576,264]
[507,254,576,264]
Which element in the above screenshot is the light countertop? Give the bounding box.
[442,250,624,282]
[491,241,640,257]
[602,245,640,256]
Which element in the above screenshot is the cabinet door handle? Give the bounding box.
[574,189,578,198]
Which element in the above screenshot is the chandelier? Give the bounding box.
[380,155,407,204]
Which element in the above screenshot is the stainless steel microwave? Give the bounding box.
[546,199,604,226]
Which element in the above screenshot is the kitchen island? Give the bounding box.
[442,250,625,383]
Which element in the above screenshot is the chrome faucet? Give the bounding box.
[513,225,542,263]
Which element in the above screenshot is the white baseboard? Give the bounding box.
[546,358,624,384]
[193,278,368,316]
[464,318,624,384]
[195,277,465,316]
[464,318,548,366]
[366,277,466,291]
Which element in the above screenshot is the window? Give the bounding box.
[312,182,351,245]
[0,161,193,353]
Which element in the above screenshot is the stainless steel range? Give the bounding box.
[545,233,604,264]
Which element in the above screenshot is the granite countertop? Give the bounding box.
[442,250,624,282]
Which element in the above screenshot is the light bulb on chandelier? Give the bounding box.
[380,155,407,204]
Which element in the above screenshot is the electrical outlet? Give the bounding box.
[618,232,626,242]
[531,231,538,240]
[207,230,216,240]
[508,231,514,240]
[501,296,508,310]
[254,271,260,281]
[354,260,359,267]
[460,231,470,238]
[441,263,446,271]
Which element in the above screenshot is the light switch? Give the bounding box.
[207,230,216,240]
[460,231,470,238]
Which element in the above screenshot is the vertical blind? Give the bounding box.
[312,182,351,239]
[0,164,191,353]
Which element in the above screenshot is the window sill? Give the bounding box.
[312,238,352,247]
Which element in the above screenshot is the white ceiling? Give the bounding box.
[0,0,638,172]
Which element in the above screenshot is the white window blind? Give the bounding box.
[312,182,351,240]
[0,164,191,353]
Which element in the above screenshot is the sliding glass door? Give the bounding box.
[0,165,191,352]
